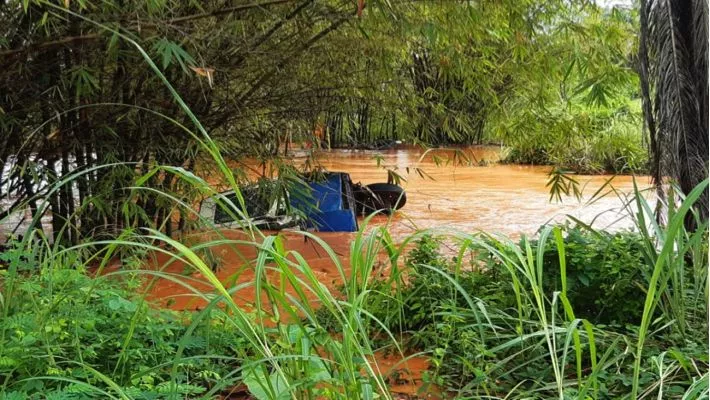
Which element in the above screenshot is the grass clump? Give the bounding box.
[356,204,708,399]
[0,257,245,398]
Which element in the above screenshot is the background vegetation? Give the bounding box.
[1,0,649,243]
[0,0,708,399]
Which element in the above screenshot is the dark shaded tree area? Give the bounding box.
[639,0,709,228]
[0,0,359,243]
[0,0,651,243]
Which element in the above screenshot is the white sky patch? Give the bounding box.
[596,0,634,8]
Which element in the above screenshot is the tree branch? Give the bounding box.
[0,34,101,57]
[237,16,349,103]
[0,0,297,58]
[233,0,315,67]
[166,0,297,24]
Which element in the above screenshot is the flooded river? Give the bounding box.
[1,146,649,242]
[146,146,652,311]
[118,146,653,397]
[314,146,649,239]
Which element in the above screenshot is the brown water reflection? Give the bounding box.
[314,146,650,239]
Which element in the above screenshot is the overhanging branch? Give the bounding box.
[0,0,297,58]
[237,16,349,103]
[166,0,297,24]
[0,34,101,57]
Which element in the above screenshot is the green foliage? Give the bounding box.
[502,102,648,174]
[324,1,647,150]
[242,326,345,400]
[381,226,652,331]
[490,4,647,174]
[0,262,244,397]
[357,208,708,398]
[1,0,370,241]
[546,169,583,203]
[151,39,195,72]
[480,226,650,326]
[381,235,513,334]
[539,227,649,325]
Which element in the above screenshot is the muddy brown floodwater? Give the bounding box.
[315,146,649,239]
[141,146,650,398]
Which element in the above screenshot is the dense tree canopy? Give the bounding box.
[2,0,363,241]
[1,0,646,241]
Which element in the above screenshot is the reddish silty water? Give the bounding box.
[315,146,648,239]
[145,145,650,315]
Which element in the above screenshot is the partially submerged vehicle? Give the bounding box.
[199,172,406,232]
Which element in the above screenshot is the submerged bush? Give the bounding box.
[501,101,648,174]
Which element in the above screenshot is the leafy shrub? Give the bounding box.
[378,236,511,332]
[374,228,705,398]
[501,102,648,174]
[0,257,245,397]
[590,129,648,173]
[502,140,553,166]
[357,235,515,357]
[467,225,650,326]
[537,227,649,325]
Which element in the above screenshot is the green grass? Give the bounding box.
[4,181,707,398]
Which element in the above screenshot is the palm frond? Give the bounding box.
[641,0,709,226]
[692,0,708,143]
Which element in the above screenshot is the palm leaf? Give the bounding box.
[641,0,709,227]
